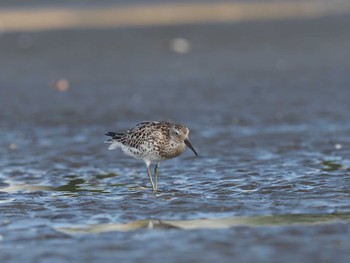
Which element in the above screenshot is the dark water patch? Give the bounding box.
[321,160,347,172]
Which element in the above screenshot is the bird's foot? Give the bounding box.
[152,188,161,194]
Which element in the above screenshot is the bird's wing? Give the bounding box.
[132,121,159,130]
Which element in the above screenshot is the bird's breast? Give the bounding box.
[160,142,186,160]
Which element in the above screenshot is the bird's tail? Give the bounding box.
[104,132,124,150]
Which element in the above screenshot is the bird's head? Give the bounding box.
[170,124,198,157]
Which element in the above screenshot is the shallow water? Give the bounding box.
[1,12,350,263]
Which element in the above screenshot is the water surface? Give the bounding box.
[1,11,350,263]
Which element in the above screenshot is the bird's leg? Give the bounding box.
[146,164,156,193]
[154,162,159,190]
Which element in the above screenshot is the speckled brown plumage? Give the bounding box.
[105,121,198,192]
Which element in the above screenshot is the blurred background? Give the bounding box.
[1,1,350,263]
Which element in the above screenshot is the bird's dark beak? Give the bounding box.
[184,139,198,157]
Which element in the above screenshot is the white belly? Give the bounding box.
[121,145,163,162]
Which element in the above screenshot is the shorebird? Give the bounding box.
[105,121,198,192]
